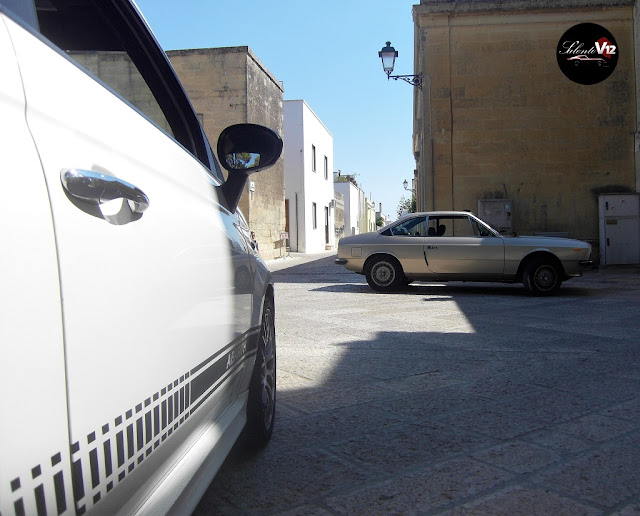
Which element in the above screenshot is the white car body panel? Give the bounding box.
[0,15,75,516]
[1,3,277,513]
[10,15,235,430]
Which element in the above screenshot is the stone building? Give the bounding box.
[412,0,638,249]
[168,47,286,260]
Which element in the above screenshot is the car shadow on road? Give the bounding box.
[310,281,594,298]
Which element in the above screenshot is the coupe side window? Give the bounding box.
[389,216,427,236]
[471,219,496,237]
[427,216,478,237]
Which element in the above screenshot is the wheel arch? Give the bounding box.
[516,250,566,282]
[363,251,402,274]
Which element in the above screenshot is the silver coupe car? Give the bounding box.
[335,211,594,295]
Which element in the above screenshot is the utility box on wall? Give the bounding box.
[477,199,513,234]
[599,194,640,265]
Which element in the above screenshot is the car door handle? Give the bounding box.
[61,168,149,213]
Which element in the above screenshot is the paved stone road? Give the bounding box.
[195,253,640,515]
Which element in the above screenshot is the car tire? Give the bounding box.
[365,256,404,292]
[243,295,276,449]
[523,257,561,296]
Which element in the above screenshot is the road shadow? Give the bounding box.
[311,280,594,298]
[195,259,640,514]
[197,322,640,514]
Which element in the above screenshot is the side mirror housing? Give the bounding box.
[217,124,283,213]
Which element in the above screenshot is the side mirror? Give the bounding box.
[217,124,283,213]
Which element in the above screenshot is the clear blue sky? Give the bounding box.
[136,0,418,219]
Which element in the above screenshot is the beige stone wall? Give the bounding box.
[168,48,285,259]
[245,54,286,255]
[414,3,636,244]
[71,51,173,135]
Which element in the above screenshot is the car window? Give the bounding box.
[71,51,173,136]
[470,218,496,237]
[427,215,478,237]
[389,216,427,236]
[31,0,218,176]
[0,0,38,29]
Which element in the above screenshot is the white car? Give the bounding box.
[1,0,281,514]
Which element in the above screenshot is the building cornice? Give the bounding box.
[414,0,634,14]
[166,47,283,93]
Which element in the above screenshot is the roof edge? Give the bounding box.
[414,0,635,14]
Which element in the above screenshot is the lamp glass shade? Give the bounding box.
[379,41,398,75]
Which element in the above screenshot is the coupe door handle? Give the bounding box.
[61,169,149,213]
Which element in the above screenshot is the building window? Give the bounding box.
[324,156,328,180]
[312,202,317,229]
[312,145,316,172]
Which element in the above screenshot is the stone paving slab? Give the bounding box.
[194,257,640,515]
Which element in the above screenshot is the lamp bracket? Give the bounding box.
[387,73,423,89]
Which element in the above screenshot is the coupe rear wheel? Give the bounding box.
[365,256,404,292]
[243,295,276,448]
[523,257,561,296]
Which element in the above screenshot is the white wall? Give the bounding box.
[284,100,335,253]
[283,102,304,252]
[334,181,361,237]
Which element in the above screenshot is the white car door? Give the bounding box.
[6,6,239,514]
[0,14,74,516]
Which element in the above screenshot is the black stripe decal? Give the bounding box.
[71,458,84,503]
[14,498,25,516]
[145,412,152,445]
[34,484,46,516]
[126,424,134,460]
[6,332,260,515]
[53,470,66,514]
[191,328,259,375]
[189,351,256,415]
[89,448,99,488]
[103,440,112,478]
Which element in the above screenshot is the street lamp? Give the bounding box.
[403,179,410,191]
[378,41,422,89]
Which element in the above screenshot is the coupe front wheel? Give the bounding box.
[365,256,404,292]
[523,258,561,296]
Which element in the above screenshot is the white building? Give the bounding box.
[334,176,363,237]
[284,100,335,252]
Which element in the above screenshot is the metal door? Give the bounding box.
[599,194,640,265]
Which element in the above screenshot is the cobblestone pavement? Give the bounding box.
[195,253,640,515]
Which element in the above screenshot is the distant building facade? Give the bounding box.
[334,175,365,237]
[283,100,336,252]
[168,47,286,260]
[334,191,345,241]
[412,0,637,250]
[365,198,377,233]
